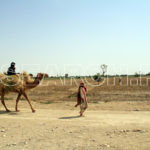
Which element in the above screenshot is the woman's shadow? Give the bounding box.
[59,115,80,120]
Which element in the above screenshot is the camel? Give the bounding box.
[0,72,45,113]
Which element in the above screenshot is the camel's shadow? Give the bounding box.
[0,110,18,115]
[59,115,81,120]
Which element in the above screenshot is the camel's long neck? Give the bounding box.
[25,76,43,89]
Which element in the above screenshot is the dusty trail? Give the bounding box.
[0,109,150,125]
[0,109,150,150]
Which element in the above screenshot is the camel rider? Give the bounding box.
[7,62,16,75]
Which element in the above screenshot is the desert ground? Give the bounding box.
[0,77,150,150]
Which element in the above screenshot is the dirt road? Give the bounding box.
[0,108,150,150]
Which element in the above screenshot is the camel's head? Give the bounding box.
[36,73,47,79]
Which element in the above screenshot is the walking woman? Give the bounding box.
[75,83,88,117]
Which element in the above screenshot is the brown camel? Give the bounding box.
[0,72,45,113]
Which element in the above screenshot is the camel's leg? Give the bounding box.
[1,93,11,112]
[15,93,22,112]
[22,92,35,113]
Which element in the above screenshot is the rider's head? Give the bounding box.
[11,62,16,67]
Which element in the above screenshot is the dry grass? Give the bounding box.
[3,76,149,111]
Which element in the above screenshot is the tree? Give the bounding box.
[134,72,140,77]
[93,73,101,82]
[146,72,150,76]
[65,73,69,78]
[101,64,108,76]
[29,73,33,77]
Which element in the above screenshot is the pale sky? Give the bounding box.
[0,0,150,76]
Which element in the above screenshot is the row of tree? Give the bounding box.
[28,64,150,80]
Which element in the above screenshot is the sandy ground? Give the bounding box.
[1,78,150,150]
[0,101,150,150]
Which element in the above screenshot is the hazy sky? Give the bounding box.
[0,0,150,75]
